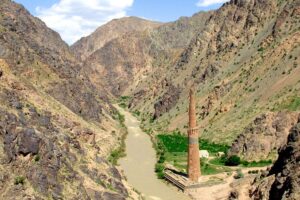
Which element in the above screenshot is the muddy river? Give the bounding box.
[117,107,190,200]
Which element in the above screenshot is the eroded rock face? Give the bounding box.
[250,119,300,200]
[200,82,232,120]
[153,84,181,119]
[228,112,299,161]
[0,102,129,199]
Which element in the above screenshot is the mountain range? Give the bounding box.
[0,0,299,199]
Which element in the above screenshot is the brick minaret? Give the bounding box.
[187,87,201,182]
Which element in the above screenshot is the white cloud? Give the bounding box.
[36,0,134,44]
[196,0,229,7]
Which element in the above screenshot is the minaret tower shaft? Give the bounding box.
[187,87,201,182]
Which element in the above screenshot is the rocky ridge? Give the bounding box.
[71,17,162,60]
[72,11,212,96]
[250,117,300,200]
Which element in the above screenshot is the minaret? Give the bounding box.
[187,87,201,182]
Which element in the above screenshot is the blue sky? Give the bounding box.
[14,0,228,44]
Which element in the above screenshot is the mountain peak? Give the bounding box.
[71,16,162,60]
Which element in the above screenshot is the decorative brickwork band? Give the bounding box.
[187,87,201,182]
[189,137,198,144]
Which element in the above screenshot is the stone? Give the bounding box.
[11,101,23,110]
[228,189,239,200]
[101,192,126,200]
[17,128,40,156]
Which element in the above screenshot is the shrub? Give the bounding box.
[149,117,155,123]
[133,110,141,117]
[109,148,126,165]
[155,163,164,179]
[242,159,272,167]
[248,170,259,174]
[225,155,241,166]
[34,155,40,162]
[234,169,244,179]
[257,47,264,52]
[120,96,130,101]
[158,154,165,163]
[118,102,127,109]
[14,176,25,185]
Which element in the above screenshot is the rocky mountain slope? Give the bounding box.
[0,0,136,199]
[125,0,300,148]
[250,117,300,200]
[72,11,212,96]
[71,17,161,60]
[228,111,300,161]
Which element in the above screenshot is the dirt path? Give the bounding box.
[117,106,190,200]
[187,167,268,200]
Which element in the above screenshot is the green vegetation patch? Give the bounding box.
[201,158,231,175]
[241,159,272,167]
[14,176,25,185]
[118,96,131,109]
[120,96,131,101]
[275,96,300,111]
[108,148,126,165]
[109,111,127,165]
[157,134,230,154]
[155,133,231,177]
[210,156,272,167]
[283,96,300,111]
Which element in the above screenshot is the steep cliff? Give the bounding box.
[250,117,300,200]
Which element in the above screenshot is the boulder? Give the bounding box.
[17,128,40,156]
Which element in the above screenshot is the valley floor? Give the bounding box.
[116,105,271,200]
